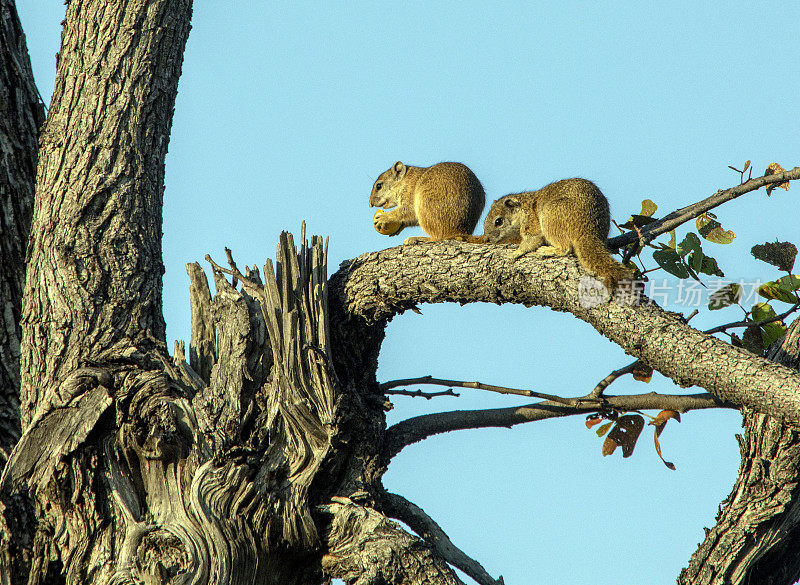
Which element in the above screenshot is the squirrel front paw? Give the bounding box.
[373,210,402,236]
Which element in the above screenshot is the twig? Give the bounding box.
[704,302,800,336]
[380,375,586,407]
[382,492,504,585]
[386,388,460,399]
[205,253,261,292]
[383,391,734,461]
[607,167,800,251]
[224,247,239,288]
[589,360,641,398]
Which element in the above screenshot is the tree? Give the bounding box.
[1,1,800,584]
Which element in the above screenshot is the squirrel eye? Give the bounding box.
[375,182,382,191]
[494,217,503,227]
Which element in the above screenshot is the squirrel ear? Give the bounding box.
[503,197,520,208]
[392,161,406,178]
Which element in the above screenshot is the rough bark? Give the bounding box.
[10,1,193,583]
[328,243,800,426]
[0,0,41,462]
[679,319,800,585]
[0,1,45,583]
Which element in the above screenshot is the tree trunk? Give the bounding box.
[679,319,800,585]
[12,1,193,582]
[0,1,464,582]
[0,1,45,582]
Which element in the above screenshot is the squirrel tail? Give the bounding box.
[575,237,632,291]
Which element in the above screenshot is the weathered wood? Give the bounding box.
[0,1,46,582]
[4,1,800,583]
[321,498,465,585]
[187,262,216,385]
[679,319,800,585]
[0,0,41,454]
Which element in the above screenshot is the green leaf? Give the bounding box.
[751,302,778,322]
[742,326,764,354]
[707,227,736,244]
[640,199,658,217]
[750,302,787,349]
[696,213,737,244]
[761,322,787,349]
[778,274,800,291]
[677,232,702,259]
[687,250,704,272]
[709,283,741,310]
[697,254,724,277]
[685,262,702,283]
[758,280,800,304]
[653,247,689,278]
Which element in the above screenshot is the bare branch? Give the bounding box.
[590,360,642,398]
[387,388,460,399]
[608,167,800,251]
[382,491,504,585]
[383,391,734,461]
[381,375,581,406]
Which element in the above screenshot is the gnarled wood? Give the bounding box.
[321,498,465,585]
[187,262,216,385]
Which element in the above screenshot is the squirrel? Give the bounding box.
[370,161,485,244]
[483,178,631,290]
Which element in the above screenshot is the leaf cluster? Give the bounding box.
[586,410,681,470]
[616,162,798,354]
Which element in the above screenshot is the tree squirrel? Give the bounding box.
[483,178,632,290]
[370,161,485,244]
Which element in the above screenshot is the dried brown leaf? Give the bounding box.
[604,415,645,458]
[586,414,603,429]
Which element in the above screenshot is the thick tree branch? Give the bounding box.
[382,491,504,585]
[0,2,54,582]
[384,391,731,461]
[21,0,193,427]
[331,243,800,429]
[320,497,465,585]
[607,167,800,250]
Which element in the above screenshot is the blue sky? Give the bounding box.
[18,3,800,583]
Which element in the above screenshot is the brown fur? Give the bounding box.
[370,161,485,244]
[484,178,631,290]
